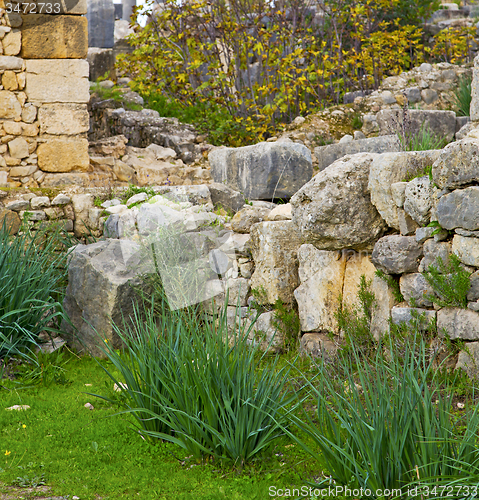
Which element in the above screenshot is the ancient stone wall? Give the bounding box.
[0,0,92,190]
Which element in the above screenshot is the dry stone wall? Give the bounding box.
[0,0,93,192]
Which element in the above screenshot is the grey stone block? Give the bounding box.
[314,135,400,172]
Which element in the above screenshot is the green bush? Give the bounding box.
[398,121,448,151]
[94,299,296,465]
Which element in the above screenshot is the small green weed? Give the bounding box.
[351,112,363,130]
[455,74,472,117]
[399,122,448,151]
[403,164,433,182]
[422,254,471,308]
[335,275,376,356]
[271,299,301,352]
[375,269,404,302]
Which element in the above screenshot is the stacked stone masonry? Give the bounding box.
[0,0,91,191]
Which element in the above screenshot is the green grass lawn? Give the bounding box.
[0,353,319,500]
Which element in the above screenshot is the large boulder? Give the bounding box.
[368,150,441,230]
[314,135,400,172]
[291,153,386,251]
[250,221,302,304]
[432,138,479,189]
[61,239,153,357]
[209,140,312,200]
[294,246,346,332]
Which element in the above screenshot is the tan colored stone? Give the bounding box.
[3,121,21,135]
[20,15,87,59]
[21,123,38,136]
[2,70,17,90]
[37,138,89,172]
[25,59,89,103]
[250,221,303,304]
[294,246,347,332]
[38,104,89,135]
[342,252,377,310]
[16,72,25,89]
[21,103,37,123]
[9,165,36,177]
[17,92,26,107]
[41,172,90,187]
[113,159,136,183]
[5,156,21,166]
[27,139,37,154]
[3,29,21,56]
[8,137,29,158]
[0,208,20,234]
[0,90,21,120]
[370,276,398,340]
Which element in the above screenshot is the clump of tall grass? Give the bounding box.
[94,296,296,466]
[454,74,472,117]
[0,224,68,362]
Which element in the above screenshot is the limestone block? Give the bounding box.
[2,70,17,91]
[5,13,22,28]
[3,29,21,56]
[8,137,29,158]
[37,138,89,172]
[21,104,37,123]
[456,342,479,380]
[391,306,436,330]
[368,151,441,230]
[452,235,479,267]
[299,333,339,360]
[294,247,346,332]
[3,121,22,135]
[342,252,377,310]
[9,165,36,177]
[291,153,386,251]
[418,239,452,273]
[372,235,423,274]
[370,276,398,340]
[438,308,479,341]
[0,56,22,70]
[433,139,479,189]
[38,104,89,135]
[314,135,400,172]
[471,54,479,121]
[209,141,312,200]
[231,206,271,234]
[0,90,21,120]
[436,187,479,231]
[399,273,434,308]
[208,182,245,214]
[61,240,152,356]
[113,159,135,183]
[20,15,88,59]
[25,59,89,103]
[250,221,302,305]
[403,176,433,226]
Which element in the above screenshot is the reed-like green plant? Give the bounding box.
[286,336,479,498]
[454,74,472,117]
[94,300,296,465]
[0,225,68,360]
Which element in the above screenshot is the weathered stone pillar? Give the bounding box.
[0,0,91,189]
